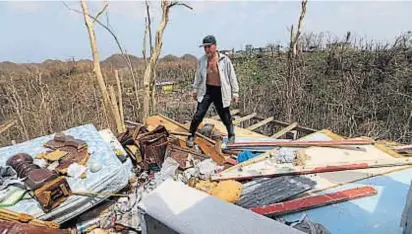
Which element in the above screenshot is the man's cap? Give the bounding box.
[199,35,217,47]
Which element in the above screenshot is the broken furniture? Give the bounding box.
[43,133,90,174]
[137,125,169,171]
[6,153,72,212]
[0,124,129,224]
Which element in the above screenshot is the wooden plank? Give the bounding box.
[233,113,257,125]
[222,130,342,174]
[150,114,215,144]
[195,137,226,165]
[247,117,274,131]
[271,122,298,138]
[170,131,192,136]
[391,145,412,151]
[0,119,17,135]
[250,186,377,216]
[220,148,277,173]
[211,158,412,181]
[201,118,268,138]
[255,116,317,133]
[227,139,374,148]
[298,143,401,167]
[211,109,240,120]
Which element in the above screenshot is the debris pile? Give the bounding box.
[1,112,412,233]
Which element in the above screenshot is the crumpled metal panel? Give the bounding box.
[236,176,316,209]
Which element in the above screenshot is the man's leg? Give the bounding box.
[213,92,235,141]
[188,92,212,146]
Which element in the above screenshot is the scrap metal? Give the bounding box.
[236,176,316,209]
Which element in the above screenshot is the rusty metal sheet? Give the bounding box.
[138,125,169,171]
[0,219,69,234]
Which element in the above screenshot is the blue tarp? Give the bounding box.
[0,124,129,224]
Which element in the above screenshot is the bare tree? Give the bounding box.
[141,0,192,122]
[290,0,308,58]
[64,1,141,119]
[78,0,126,132]
[285,0,308,122]
[143,0,157,112]
[80,0,111,114]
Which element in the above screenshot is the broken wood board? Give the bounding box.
[212,158,412,181]
[392,145,412,151]
[271,122,298,139]
[146,115,215,144]
[36,150,68,161]
[297,141,399,166]
[233,113,257,125]
[250,186,377,216]
[216,129,409,192]
[211,109,240,119]
[201,118,269,138]
[255,116,317,133]
[221,129,343,174]
[226,138,374,148]
[247,117,274,131]
[145,115,225,164]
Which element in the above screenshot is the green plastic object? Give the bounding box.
[0,187,27,208]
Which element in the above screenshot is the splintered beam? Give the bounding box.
[233,113,257,125]
[271,122,298,138]
[247,117,274,131]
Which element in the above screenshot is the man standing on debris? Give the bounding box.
[187,35,240,147]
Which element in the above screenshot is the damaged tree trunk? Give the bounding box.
[80,0,124,132]
[80,0,110,114]
[286,0,307,123]
[142,0,192,122]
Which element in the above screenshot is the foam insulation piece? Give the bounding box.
[138,179,303,234]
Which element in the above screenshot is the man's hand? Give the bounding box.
[193,92,197,101]
[233,96,239,103]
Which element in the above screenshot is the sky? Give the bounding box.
[0,0,411,63]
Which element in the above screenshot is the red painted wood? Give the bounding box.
[227,139,373,148]
[250,186,377,216]
[224,158,238,165]
[306,163,369,174]
[213,163,372,181]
